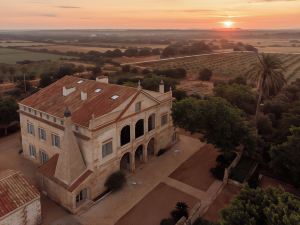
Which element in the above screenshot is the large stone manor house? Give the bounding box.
[18,75,176,213]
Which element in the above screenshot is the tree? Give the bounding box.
[192,218,216,225]
[214,84,256,115]
[160,218,175,225]
[92,65,102,75]
[141,76,178,92]
[16,80,31,93]
[270,127,300,187]
[172,97,256,155]
[199,68,213,81]
[122,65,131,73]
[170,202,189,223]
[173,89,187,101]
[256,114,274,136]
[0,96,19,135]
[249,54,286,122]
[104,171,126,191]
[220,187,300,225]
[39,73,53,88]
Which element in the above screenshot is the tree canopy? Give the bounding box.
[214,84,256,115]
[172,97,256,153]
[0,96,19,126]
[221,187,300,225]
[270,127,300,187]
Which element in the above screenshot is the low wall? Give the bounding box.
[175,202,201,225]
[223,152,242,184]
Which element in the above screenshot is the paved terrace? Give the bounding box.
[0,132,234,225]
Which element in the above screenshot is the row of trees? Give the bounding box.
[161,41,212,58]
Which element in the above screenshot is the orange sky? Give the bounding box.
[0,0,299,29]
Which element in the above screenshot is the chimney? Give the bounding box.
[81,91,87,101]
[63,86,76,96]
[159,80,164,93]
[96,76,109,84]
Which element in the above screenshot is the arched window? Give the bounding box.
[148,114,156,132]
[135,119,144,139]
[120,152,130,171]
[120,125,131,146]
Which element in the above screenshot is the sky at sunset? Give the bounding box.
[0,0,299,29]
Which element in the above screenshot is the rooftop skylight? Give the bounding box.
[77,80,84,84]
[95,88,102,93]
[111,95,119,100]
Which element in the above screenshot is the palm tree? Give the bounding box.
[249,54,286,122]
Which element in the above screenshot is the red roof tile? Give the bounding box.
[0,170,40,218]
[20,76,138,127]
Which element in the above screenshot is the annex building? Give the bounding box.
[0,170,41,225]
[18,75,176,213]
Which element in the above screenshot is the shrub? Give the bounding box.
[210,166,225,180]
[228,75,247,85]
[173,89,187,101]
[171,202,189,222]
[192,218,215,225]
[121,65,131,73]
[160,218,175,225]
[157,149,167,156]
[104,171,126,191]
[257,114,273,136]
[199,68,212,81]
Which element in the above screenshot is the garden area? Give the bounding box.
[229,156,257,183]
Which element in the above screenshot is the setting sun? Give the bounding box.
[222,20,235,28]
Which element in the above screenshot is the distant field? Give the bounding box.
[115,55,161,64]
[233,38,300,54]
[96,42,168,49]
[138,52,300,95]
[0,41,51,47]
[22,45,125,53]
[0,47,73,64]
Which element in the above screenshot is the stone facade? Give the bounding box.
[0,170,41,225]
[18,76,176,213]
[0,199,41,225]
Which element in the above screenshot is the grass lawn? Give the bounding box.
[0,47,73,64]
[229,157,256,183]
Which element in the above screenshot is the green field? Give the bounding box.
[0,47,73,64]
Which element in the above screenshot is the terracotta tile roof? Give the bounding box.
[0,170,40,218]
[37,154,59,179]
[37,154,92,192]
[20,76,138,127]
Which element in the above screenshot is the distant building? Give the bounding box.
[0,170,41,225]
[18,75,176,213]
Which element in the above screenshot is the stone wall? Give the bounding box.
[175,202,202,225]
[0,198,41,225]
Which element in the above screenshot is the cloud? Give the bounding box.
[56,6,81,9]
[249,0,296,2]
[37,13,57,17]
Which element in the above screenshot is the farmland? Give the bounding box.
[0,47,73,64]
[21,44,125,54]
[0,40,51,47]
[136,52,300,95]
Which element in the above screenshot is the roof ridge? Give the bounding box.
[0,170,19,182]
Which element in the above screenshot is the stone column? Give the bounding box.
[143,146,148,163]
[130,152,135,173]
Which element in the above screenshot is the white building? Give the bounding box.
[18,75,176,213]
